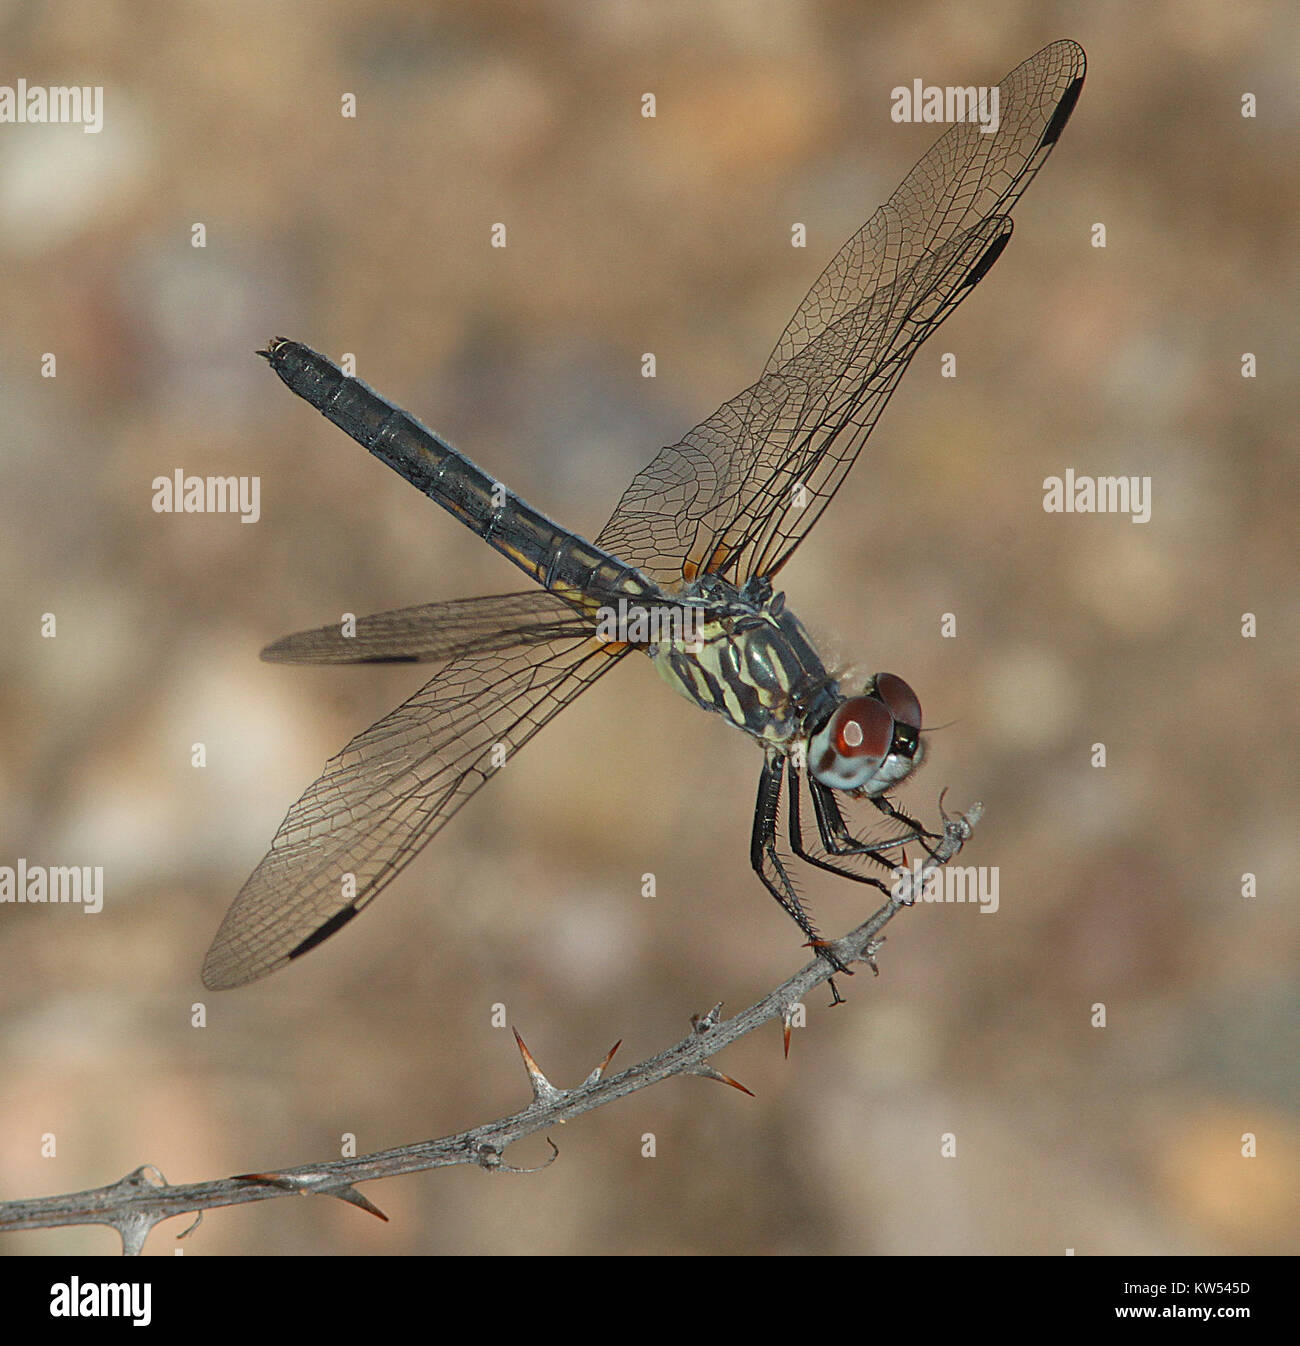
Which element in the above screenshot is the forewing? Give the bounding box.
[594,39,1084,586]
[202,621,629,988]
[262,591,594,664]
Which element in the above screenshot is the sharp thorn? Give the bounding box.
[513,1027,563,1104]
[329,1185,390,1222]
[691,1063,755,1098]
[232,1171,295,1188]
[230,1169,386,1219]
[583,1038,622,1087]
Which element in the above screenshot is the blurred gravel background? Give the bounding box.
[1,0,1296,1254]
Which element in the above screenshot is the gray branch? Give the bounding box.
[0,800,980,1254]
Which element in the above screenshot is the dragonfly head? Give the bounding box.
[808,672,923,796]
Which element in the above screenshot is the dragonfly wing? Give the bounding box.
[202,618,629,988]
[594,39,1084,586]
[262,591,595,664]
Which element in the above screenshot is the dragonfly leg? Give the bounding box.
[810,779,936,865]
[787,762,891,896]
[868,795,941,858]
[751,752,849,974]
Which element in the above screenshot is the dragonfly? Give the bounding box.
[202,39,1085,989]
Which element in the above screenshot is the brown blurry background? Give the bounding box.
[1,0,1296,1255]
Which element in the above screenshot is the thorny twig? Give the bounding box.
[0,801,980,1254]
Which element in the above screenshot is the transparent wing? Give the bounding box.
[262,591,595,664]
[594,38,1085,587]
[203,594,628,988]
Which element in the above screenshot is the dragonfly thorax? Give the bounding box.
[649,578,838,748]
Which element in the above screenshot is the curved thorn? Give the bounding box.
[692,1063,755,1098]
[329,1185,389,1222]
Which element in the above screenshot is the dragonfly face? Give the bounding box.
[202,40,1085,989]
[807,673,924,796]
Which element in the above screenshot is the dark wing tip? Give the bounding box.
[287,906,362,962]
[200,904,363,989]
[1037,39,1086,149]
[960,219,1014,289]
[1042,72,1086,148]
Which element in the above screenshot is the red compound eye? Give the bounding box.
[873,672,922,732]
[829,696,894,760]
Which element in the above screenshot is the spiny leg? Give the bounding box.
[751,751,849,976]
[788,761,892,897]
[869,794,941,858]
[811,778,938,867]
